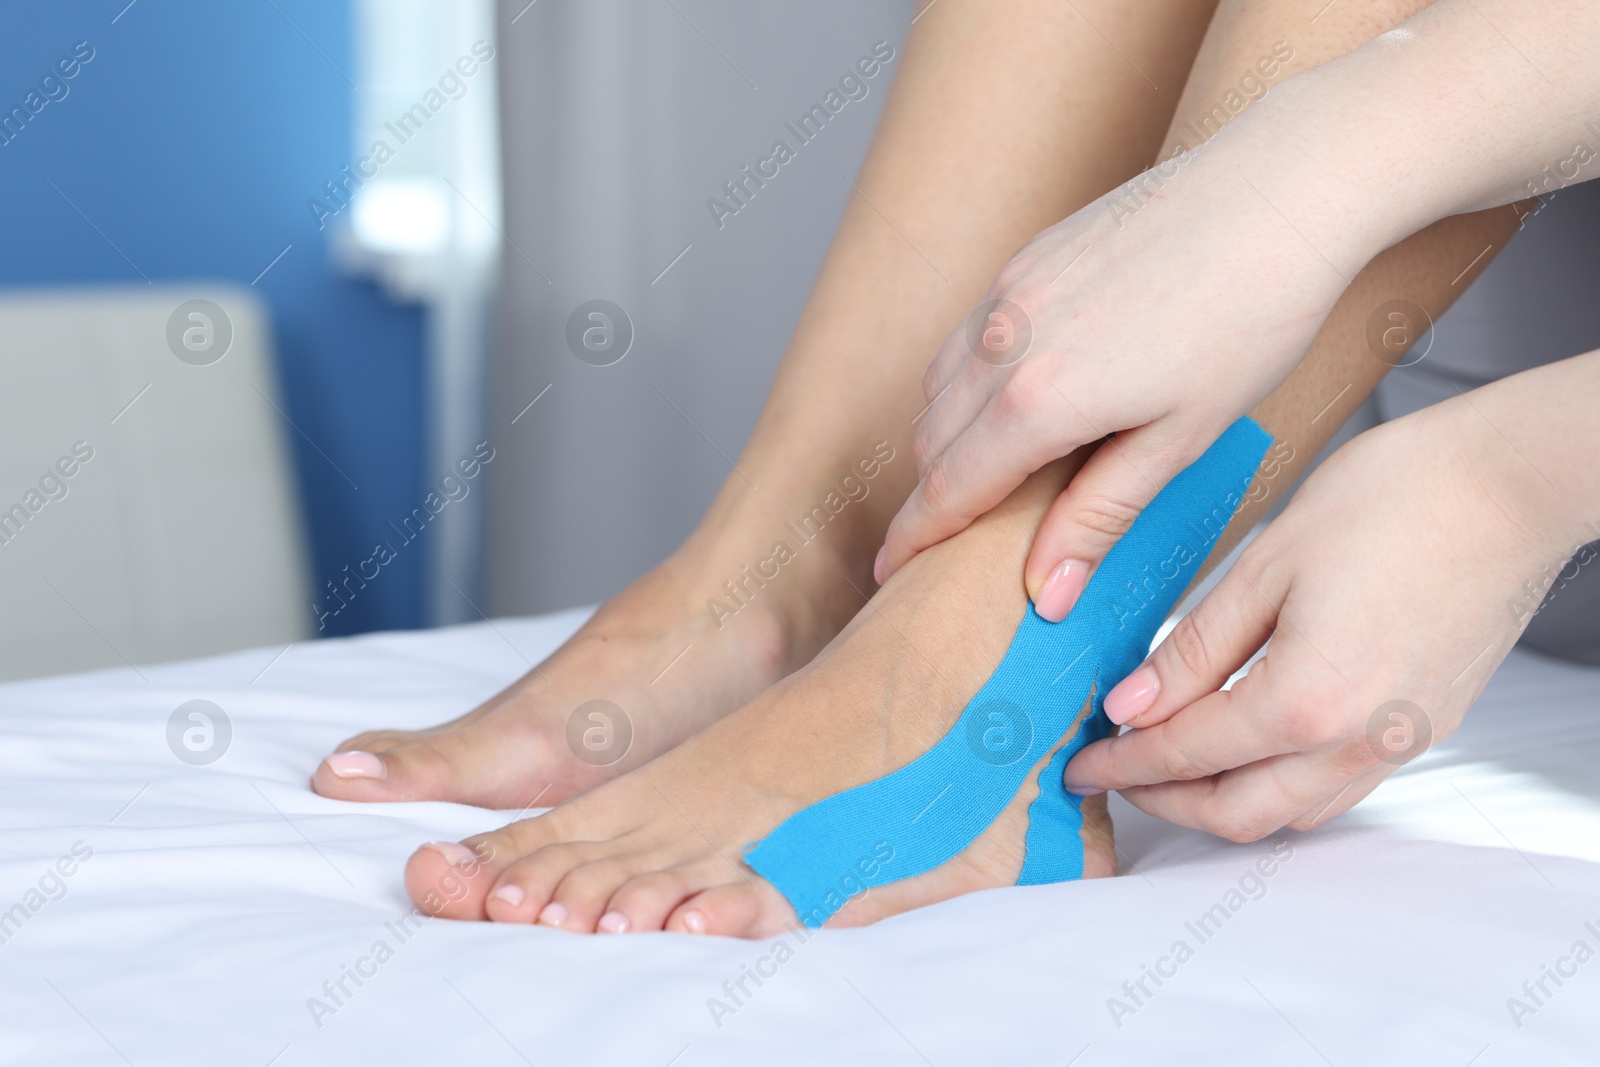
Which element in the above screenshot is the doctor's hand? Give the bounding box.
[878,0,1600,619]
[875,101,1386,617]
[1061,358,1600,841]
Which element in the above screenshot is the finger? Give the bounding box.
[882,390,1084,580]
[1023,424,1197,621]
[921,288,1026,418]
[1117,751,1351,843]
[911,348,1001,479]
[1063,684,1299,794]
[920,320,970,408]
[1095,539,1285,727]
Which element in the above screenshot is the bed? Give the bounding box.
[3,605,1597,1065]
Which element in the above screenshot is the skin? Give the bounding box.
[1052,0,1600,834]
[411,453,1121,936]
[880,0,1600,620]
[398,0,1556,937]
[311,0,1214,809]
[1066,353,1600,840]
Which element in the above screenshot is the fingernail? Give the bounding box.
[680,909,708,935]
[1105,666,1159,725]
[324,751,386,779]
[420,841,479,868]
[873,546,887,585]
[489,884,525,908]
[538,902,568,927]
[598,911,630,934]
[1065,785,1105,797]
[1034,560,1090,622]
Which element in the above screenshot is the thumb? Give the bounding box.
[1025,425,1192,621]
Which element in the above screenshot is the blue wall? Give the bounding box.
[0,0,427,636]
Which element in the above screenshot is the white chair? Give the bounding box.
[0,286,311,681]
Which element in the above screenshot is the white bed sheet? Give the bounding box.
[2,607,1598,1066]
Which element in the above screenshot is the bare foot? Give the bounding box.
[312,524,865,808]
[403,463,1116,935]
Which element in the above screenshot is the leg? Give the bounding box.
[313,0,1214,807]
[401,0,1532,936]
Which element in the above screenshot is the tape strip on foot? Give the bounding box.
[744,418,1272,927]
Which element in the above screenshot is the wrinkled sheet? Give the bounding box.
[2,607,1598,1065]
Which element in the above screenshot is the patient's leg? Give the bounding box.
[312,0,1213,807]
[399,0,1529,934]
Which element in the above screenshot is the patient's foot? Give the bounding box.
[404,462,1115,935]
[312,521,866,809]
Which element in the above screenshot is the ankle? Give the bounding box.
[674,509,874,673]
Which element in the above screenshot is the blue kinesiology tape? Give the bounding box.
[744,417,1272,927]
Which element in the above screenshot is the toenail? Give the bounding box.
[598,911,630,934]
[324,751,386,779]
[490,884,526,909]
[420,841,479,868]
[538,902,568,927]
[680,910,707,935]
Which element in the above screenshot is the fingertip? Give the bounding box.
[1032,559,1090,623]
[1104,666,1160,725]
[1061,742,1102,794]
[877,520,916,584]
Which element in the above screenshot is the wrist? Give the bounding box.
[1445,353,1600,558]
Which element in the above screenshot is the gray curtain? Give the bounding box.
[486,0,914,614]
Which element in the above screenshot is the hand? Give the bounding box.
[880,0,1600,618]
[878,106,1381,618]
[1060,387,1585,843]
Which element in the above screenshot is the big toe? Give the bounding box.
[312,727,562,807]
[405,840,500,919]
[311,738,447,803]
[409,811,576,920]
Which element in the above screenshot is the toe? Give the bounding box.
[484,881,536,923]
[313,726,563,807]
[312,748,393,797]
[600,869,697,933]
[403,809,576,921]
[667,882,794,939]
[548,857,648,933]
[312,737,455,803]
[483,839,611,925]
[405,840,500,920]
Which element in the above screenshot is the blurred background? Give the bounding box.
[0,0,913,680]
[2,0,1597,682]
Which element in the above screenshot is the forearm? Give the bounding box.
[1454,349,1600,556]
[1226,0,1600,267]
